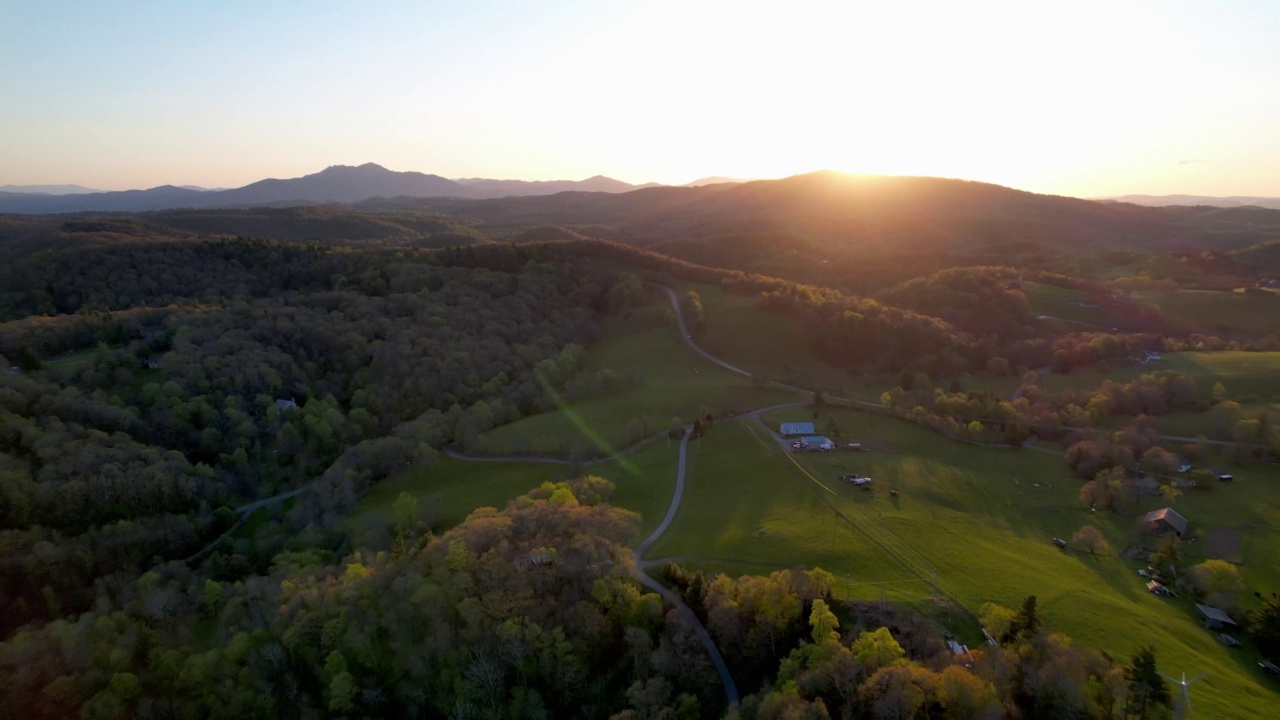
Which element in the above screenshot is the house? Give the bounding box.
[1176,455,1192,473]
[1195,603,1237,630]
[275,398,299,412]
[1141,507,1188,537]
[801,436,835,451]
[780,422,816,437]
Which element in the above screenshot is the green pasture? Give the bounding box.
[644,420,925,600]
[712,407,1280,718]
[1137,288,1280,337]
[350,442,680,541]
[475,294,801,457]
[676,282,870,396]
[1022,281,1123,331]
[1037,351,1280,403]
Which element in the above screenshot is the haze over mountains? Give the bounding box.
[0,164,676,214]
[0,184,103,195]
[1105,194,1280,211]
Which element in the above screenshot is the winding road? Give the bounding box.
[632,428,740,706]
[223,282,1245,708]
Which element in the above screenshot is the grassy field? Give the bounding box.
[656,408,1280,718]
[475,294,801,456]
[1137,288,1280,337]
[349,441,681,542]
[1022,281,1124,331]
[645,420,925,599]
[1038,351,1280,403]
[355,275,1280,716]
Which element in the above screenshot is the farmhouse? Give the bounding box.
[1141,507,1188,537]
[1195,603,1237,630]
[801,436,835,451]
[780,422,816,437]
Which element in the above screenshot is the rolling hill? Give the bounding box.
[363,171,1280,257]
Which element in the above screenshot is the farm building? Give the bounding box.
[1218,473,1234,482]
[1195,604,1237,630]
[780,422,816,436]
[1141,507,1188,536]
[801,436,835,451]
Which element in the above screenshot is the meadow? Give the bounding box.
[1137,288,1280,337]
[352,279,1280,717]
[349,441,680,542]
[737,407,1280,712]
[1036,351,1280,421]
[673,281,905,401]
[474,292,801,456]
[1021,281,1124,331]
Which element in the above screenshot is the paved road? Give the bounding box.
[632,427,740,707]
[635,427,691,557]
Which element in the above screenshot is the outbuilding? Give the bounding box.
[780,422,816,437]
[801,436,835,451]
[1218,474,1234,483]
[1141,507,1188,537]
[1195,603,1237,630]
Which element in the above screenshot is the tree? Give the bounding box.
[1139,447,1179,477]
[1251,593,1280,662]
[936,665,996,719]
[393,492,420,534]
[966,420,984,442]
[1072,525,1109,556]
[1124,646,1171,719]
[979,602,1016,642]
[1188,559,1242,600]
[1148,534,1184,581]
[850,627,905,672]
[809,598,840,644]
[1002,595,1039,643]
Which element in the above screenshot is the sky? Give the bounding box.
[2,0,1279,197]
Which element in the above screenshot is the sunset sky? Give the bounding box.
[2,0,1278,197]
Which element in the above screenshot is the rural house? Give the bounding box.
[1141,507,1188,537]
[780,422,816,437]
[1195,603,1237,630]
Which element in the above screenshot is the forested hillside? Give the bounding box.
[0,234,649,641]
[0,219,1273,718]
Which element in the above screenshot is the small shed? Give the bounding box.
[1218,474,1234,483]
[801,436,834,451]
[781,422,816,437]
[1141,507,1188,537]
[1195,603,1237,630]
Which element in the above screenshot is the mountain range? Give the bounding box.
[1104,194,1280,210]
[9,169,1280,266]
[0,184,103,195]
[0,164,674,214]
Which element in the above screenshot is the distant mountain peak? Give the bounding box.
[321,162,391,174]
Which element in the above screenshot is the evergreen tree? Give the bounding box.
[1125,645,1171,718]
